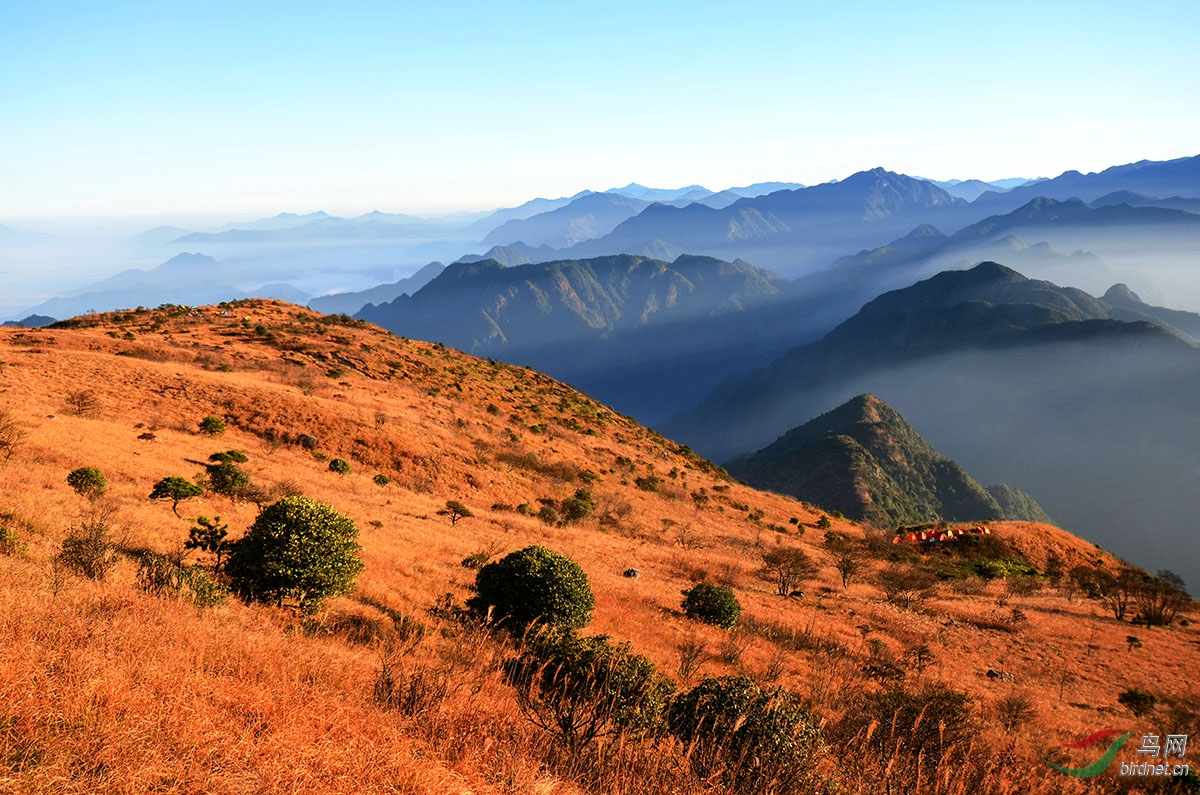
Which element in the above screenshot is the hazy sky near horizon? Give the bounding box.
[2,0,1198,220]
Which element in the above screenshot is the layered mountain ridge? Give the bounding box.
[726,394,1051,527]
[665,261,1200,586]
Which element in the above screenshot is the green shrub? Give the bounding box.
[136,551,182,595]
[135,551,226,606]
[461,550,491,570]
[440,500,472,525]
[668,676,820,795]
[505,628,674,748]
[225,496,364,614]
[198,415,226,435]
[184,566,229,607]
[57,517,117,580]
[0,525,25,556]
[1118,687,1159,716]
[537,504,559,525]
[469,545,593,630]
[517,503,535,516]
[373,473,390,486]
[328,457,351,475]
[634,475,662,492]
[682,582,741,628]
[207,461,250,498]
[66,466,106,499]
[185,516,231,571]
[149,476,203,516]
[208,449,249,464]
[559,489,596,523]
[974,557,1040,580]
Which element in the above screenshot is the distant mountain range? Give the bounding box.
[555,168,972,274]
[18,253,311,319]
[970,154,1200,213]
[0,224,59,246]
[347,189,1200,424]
[307,262,445,316]
[726,393,1050,526]
[482,193,656,249]
[479,185,798,250]
[356,253,814,421]
[443,156,1200,281]
[931,179,1008,201]
[9,154,1200,330]
[664,261,1200,585]
[793,195,1200,331]
[1,314,56,328]
[170,215,451,246]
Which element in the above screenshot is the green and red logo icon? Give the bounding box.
[1046,729,1134,777]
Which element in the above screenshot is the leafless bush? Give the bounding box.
[995,691,1036,731]
[0,409,26,464]
[64,390,101,417]
[875,565,938,609]
[718,628,753,666]
[676,632,708,682]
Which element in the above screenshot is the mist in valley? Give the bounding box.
[0,213,489,321]
[679,338,1200,590]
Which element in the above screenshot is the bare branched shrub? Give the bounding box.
[1135,570,1190,627]
[995,691,1036,731]
[375,620,500,719]
[0,409,26,464]
[1005,575,1043,598]
[875,565,938,609]
[760,546,816,596]
[718,628,753,666]
[676,632,708,682]
[64,390,101,417]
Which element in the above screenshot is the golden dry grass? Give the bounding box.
[0,300,1196,794]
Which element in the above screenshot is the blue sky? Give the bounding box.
[2,0,1198,218]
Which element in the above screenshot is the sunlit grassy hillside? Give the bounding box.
[0,300,1195,794]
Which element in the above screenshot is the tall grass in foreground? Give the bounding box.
[0,559,1158,794]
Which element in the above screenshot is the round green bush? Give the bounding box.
[66,466,107,499]
[207,461,250,497]
[328,458,351,475]
[537,504,560,525]
[373,473,390,486]
[682,582,741,628]
[198,415,226,436]
[560,489,596,523]
[469,545,594,629]
[225,495,364,614]
[668,676,820,795]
